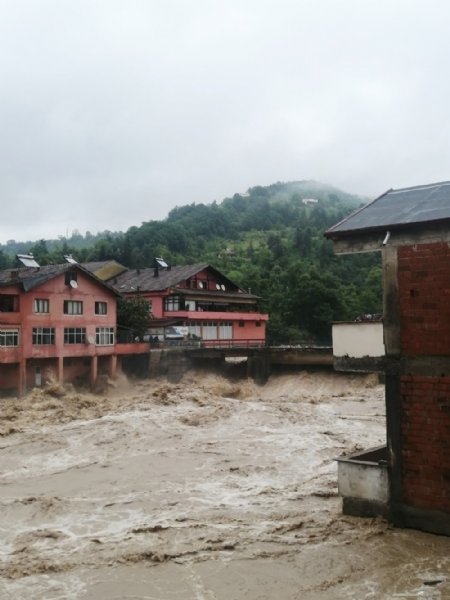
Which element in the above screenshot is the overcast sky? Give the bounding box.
[2,0,450,244]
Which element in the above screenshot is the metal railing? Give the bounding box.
[150,338,266,350]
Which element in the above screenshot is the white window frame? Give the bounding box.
[219,321,232,339]
[95,301,108,315]
[32,327,55,345]
[64,327,86,344]
[64,300,83,315]
[0,329,19,346]
[164,295,181,311]
[34,298,49,313]
[202,321,218,340]
[96,327,114,346]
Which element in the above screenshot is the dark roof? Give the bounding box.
[112,264,209,292]
[111,263,257,297]
[0,263,120,295]
[325,181,450,238]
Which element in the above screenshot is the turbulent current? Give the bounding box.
[0,370,449,599]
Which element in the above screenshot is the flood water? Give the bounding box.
[1,370,449,599]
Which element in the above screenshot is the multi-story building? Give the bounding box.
[86,260,269,346]
[0,260,147,396]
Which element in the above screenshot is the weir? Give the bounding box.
[144,345,333,384]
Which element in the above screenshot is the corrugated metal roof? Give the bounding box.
[325,181,450,237]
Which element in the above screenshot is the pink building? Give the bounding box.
[85,261,269,346]
[0,262,147,396]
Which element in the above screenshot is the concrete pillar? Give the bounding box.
[247,352,271,385]
[58,356,64,383]
[90,355,98,390]
[18,359,25,397]
[109,355,117,379]
[167,351,189,383]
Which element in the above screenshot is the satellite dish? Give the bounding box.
[69,280,78,289]
[87,335,95,345]
[198,281,204,289]
[221,284,226,291]
[216,283,221,290]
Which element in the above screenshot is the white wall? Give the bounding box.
[338,460,388,504]
[332,322,384,358]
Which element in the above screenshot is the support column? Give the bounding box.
[90,355,98,391]
[58,356,64,383]
[247,352,271,385]
[18,359,26,397]
[109,355,117,379]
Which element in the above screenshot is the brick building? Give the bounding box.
[326,181,450,535]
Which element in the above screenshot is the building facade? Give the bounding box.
[86,261,269,346]
[326,181,450,535]
[0,262,147,396]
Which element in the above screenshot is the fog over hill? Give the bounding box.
[0,181,380,344]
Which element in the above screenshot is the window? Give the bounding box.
[65,271,78,285]
[34,298,49,313]
[219,321,232,339]
[0,295,19,312]
[164,295,181,311]
[32,327,55,345]
[96,327,114,345]
[95,301,107,315]
[187,322,201,338]
[185,299,196,311]
[256,321,262,328]
[64,328,86,344]
[64,300,83,315]
[239,321,245,327]
[202,321,218,340]
[0,329,19,346]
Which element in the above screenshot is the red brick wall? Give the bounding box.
[401,375,450,512]
[398,242,450,355]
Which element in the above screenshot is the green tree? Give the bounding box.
[117,296,152,339]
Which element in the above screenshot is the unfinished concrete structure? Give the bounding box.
[326,181,450,535]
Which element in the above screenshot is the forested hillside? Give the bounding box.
[0,181,382,343]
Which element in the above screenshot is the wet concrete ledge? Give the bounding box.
[337,445,389,519]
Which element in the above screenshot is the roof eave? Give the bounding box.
[326,216,450,241]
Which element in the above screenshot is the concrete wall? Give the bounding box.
[337,446,388,518]
[332,321,384,358]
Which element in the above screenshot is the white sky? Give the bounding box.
[2,0,450,243]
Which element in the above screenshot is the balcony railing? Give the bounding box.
[151,338,266,350]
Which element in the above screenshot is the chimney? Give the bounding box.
[154,267,159,277]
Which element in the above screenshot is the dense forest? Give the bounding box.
[0,181,382,344]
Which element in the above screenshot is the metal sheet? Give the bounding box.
[326,181,450,236]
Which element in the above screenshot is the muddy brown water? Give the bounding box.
[1,371,449,599]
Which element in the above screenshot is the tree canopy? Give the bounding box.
[0,180,381,344]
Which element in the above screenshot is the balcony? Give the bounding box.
[0,346,21,363]
[115,342,150,355]
[164,310,268,321]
